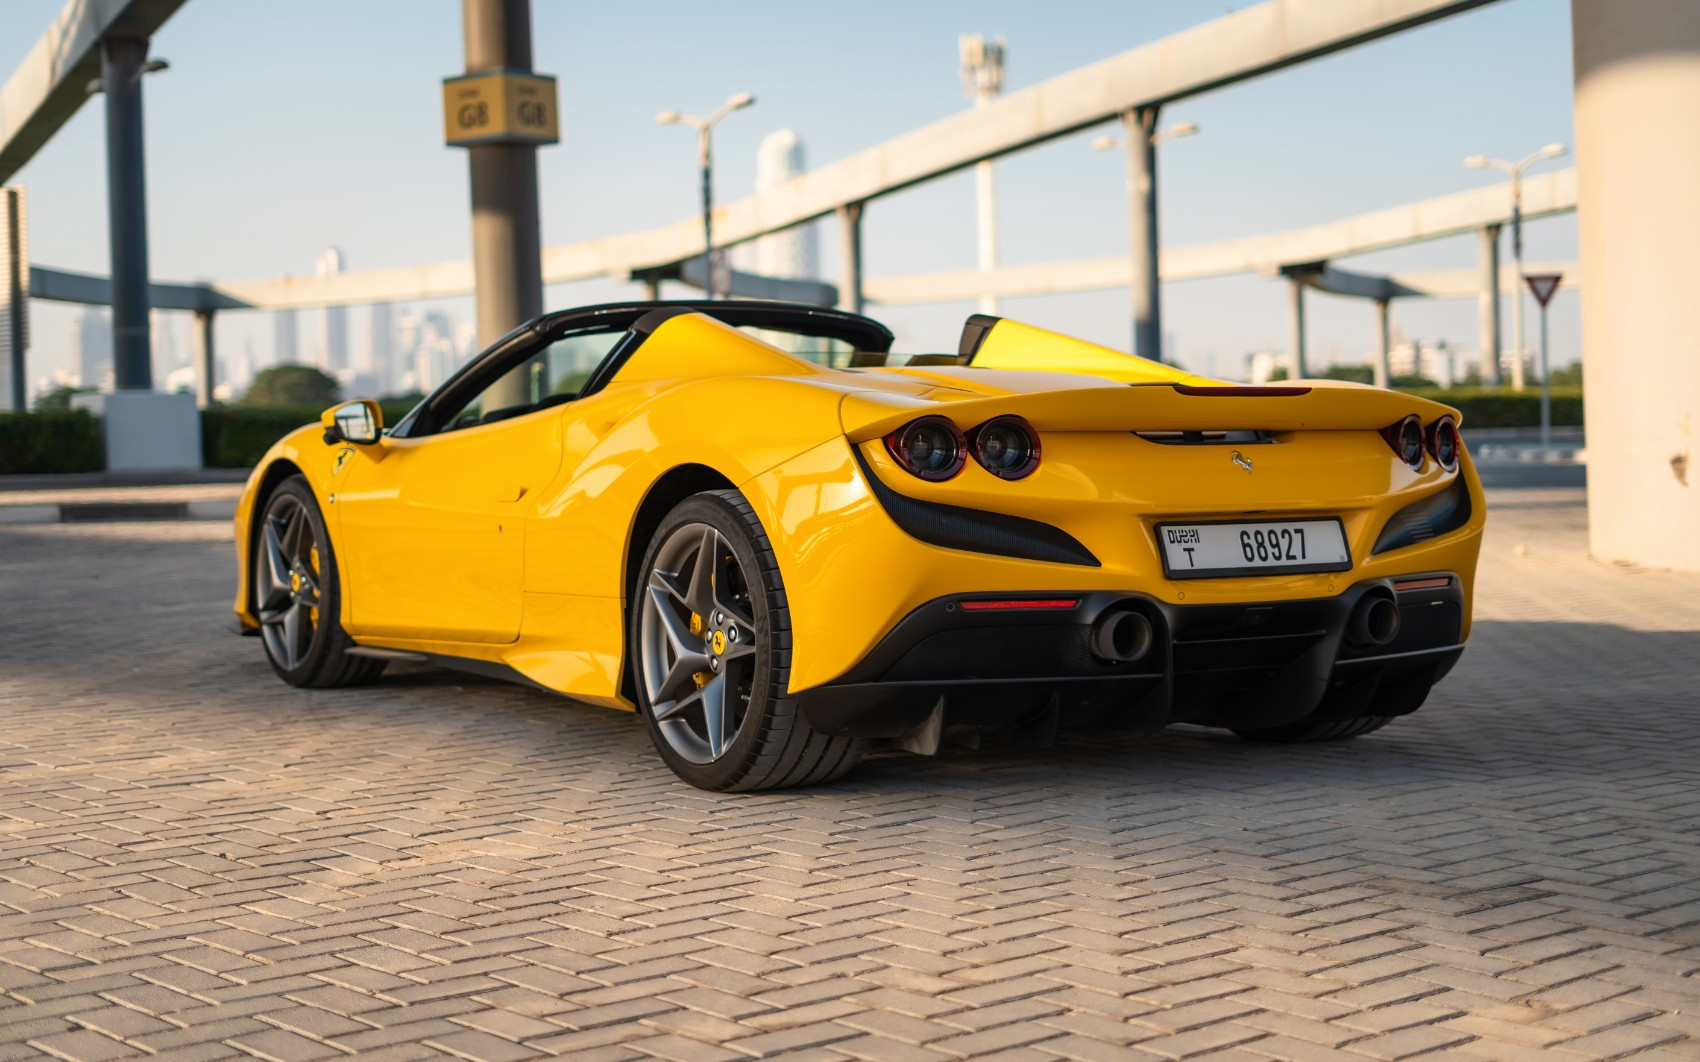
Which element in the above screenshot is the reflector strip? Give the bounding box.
[959,598,1080,611]
[1392,577,1452,592]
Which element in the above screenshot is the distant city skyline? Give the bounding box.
[5,0,1579,403]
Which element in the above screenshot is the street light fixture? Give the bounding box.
[85,57,169,95]
[657,92,757,299]
[1464,142,1568,390]
[1092,122,1199,153]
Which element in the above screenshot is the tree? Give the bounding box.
[1548,361,1583,388]
[241,365,341,408]
[32,385,95,412]
[1317,365,1374,385]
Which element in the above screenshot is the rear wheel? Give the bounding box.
[632,490,863,791]
[1232,715,1394,742]
[254,476,385,688]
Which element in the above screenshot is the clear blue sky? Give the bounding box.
[5,0,1579,389]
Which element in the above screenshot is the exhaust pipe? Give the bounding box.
[1091,608,1153,663]
[1348,594,1401,648]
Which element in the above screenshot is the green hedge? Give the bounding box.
[0,410,106,475]
[1405,388,1583,429]
[200,407,319,468]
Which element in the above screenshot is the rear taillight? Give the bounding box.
[1379,415,1426,470]
[968,416,1041,480]
[1428,416,1460,472]
[884,416,967,481]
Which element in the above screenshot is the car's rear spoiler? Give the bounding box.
[840,382,1462,442]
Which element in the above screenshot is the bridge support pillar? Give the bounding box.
[837,202,864,315]
[1573,0,1700,571]
[1124,106,1161,360]
[1373,298,1392,389]
[461,0,544,411]
[101,35,154,391]
[194,309,215,408]
[1286,273,1307,379]
[1477,224,1502,386]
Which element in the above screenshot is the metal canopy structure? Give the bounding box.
[579,0,1500,280]
[866,169,1575,305]
[0,0,188,184]
[26,167,1574,313]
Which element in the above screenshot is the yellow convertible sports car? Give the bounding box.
[233,300,1483,791]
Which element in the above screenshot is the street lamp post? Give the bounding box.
[658,93,756,299]
[961,33,1006,316]
[1094,119,1198,361]
[1464,143,1567,390]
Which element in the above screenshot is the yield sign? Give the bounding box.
[1525,273,1564,307]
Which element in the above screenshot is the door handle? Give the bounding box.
[493,485,529,503]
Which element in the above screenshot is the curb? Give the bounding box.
[1472,444,1587,465]
[0,499,237,525]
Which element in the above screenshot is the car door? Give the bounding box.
[334,406,565,644]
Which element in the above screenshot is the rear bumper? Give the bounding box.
[794,573,1464,740]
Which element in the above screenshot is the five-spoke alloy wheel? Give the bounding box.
[632,490,863,791]
[253,476,384,688]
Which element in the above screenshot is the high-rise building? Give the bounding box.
[317,247,348,372]
[750,130,818,281]
[73,308,111,390]
[368,302,394,393]
[274,310,298,364]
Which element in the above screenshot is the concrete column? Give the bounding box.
[101,35,153,391]
[462,0,543,410]
[1373,298,1392,390]
[1286,274,1307,379]
[1573,0,1700,571]
[194,309,215,408]
[837,202,864,315]
[1125,106,1161,360]
[642,274,662,301]
[1,186,23,412]
[1477,223,1502,386]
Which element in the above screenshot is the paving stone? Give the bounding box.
[0,481,1696,1061]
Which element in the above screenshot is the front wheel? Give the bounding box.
[631,490,863,791]
[253,476,385,689]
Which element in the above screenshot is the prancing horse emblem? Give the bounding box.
[1230,450,1254,473]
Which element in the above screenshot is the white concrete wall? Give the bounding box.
[1573,0,1700,571]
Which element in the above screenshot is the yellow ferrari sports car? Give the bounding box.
[233,300,1483,791]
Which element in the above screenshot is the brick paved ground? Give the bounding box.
[2,473,1698,1061]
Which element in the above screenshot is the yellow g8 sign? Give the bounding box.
[443,72,559,147]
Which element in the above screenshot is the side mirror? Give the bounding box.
[321,400,383,446]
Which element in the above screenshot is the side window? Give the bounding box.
[438,329,625,434]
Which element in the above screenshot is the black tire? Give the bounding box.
[1232,715,1395,743]
[253,475,386,689]
[630,489,864,792]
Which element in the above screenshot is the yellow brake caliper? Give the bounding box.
[689,612,711,689]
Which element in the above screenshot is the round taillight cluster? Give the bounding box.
[969,416,1041,480]
[1428,416,1461,472]
[884,415,1041,482]
[884,416,966,481]
[1390,415,1425,470]
[1380,414,1462,473]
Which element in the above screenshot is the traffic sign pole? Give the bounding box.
[1525,274,1564,447]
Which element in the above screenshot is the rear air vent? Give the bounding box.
[1135,430,1276,445]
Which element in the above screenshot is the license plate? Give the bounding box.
[1156,518,1351,579]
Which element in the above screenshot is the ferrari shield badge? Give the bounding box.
[332,447,355,476]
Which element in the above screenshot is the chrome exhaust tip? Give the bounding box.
[1091,608,1154,663]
